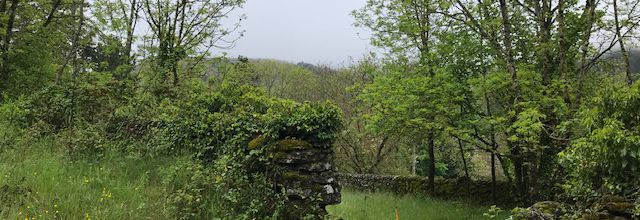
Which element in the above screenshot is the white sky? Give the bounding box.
[218,0,373,66]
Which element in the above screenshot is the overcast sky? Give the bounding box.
[219,0,373,66]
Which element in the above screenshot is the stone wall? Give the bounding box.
[250,136,341,219]
[337,173,514,206]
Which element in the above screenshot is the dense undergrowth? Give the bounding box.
[0,72,342,219]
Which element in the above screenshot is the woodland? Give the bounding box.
[1,0,640,219]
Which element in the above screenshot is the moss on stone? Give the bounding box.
[603,202,634,213]
[248,135,266,150]
[272,152,288,161]
[275,139,312,152]
[283,171,312,181]
[532,201,563,215]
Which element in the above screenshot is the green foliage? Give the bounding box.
[58,122,110,159]
[0,95,30,148]
[483,205,504,218]
[27,73,121,130]
[161,159,215,219]
[561,82,640,201]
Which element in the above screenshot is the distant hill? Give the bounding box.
[600,49,640,73]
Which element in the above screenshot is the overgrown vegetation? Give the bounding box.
[2,0,640,219]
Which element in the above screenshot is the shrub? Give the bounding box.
[560,82,640,203]
[58,122,109,158]
[0,95,30,149]
[27,74,120,130]
[161,159,214,219]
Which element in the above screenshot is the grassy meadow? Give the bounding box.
[328,190,509,220]
[0,136,509,220]
[0,137,190,219]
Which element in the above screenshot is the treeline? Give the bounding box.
[0,0,245,97]
[1,0,640,217]
[341,0,640,211]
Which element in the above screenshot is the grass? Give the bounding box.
[327,190,511,220]
[0,137,188,219]
[1,135,511,220]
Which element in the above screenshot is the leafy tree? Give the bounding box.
[141,0,245,86]
[561,81,640,204]
[355,0,640,205]
[354,0,452,195]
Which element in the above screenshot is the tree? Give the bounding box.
[91,0,141,76]
[141,0,245,86]
[0,0,92,96]
[354,0,450,194]
[446,0,640,203]
[355,0,640,205]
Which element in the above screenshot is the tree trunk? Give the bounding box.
[613,0,633,85]
[428,131,436,195]
[69,0,85,128]
[43,0,62,27]
[411,143,417,175]
[457,137,470,196]
[1,0,18,65]
[512,150,529,205]
[124,0,138,68]
[0,0,7,13]
[172,63,178,86]
[1,0,17,85]
[491,151,497,204]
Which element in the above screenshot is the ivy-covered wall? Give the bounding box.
[337,173,514,206]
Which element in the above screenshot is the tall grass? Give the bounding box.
[327,190,510,220]
[2,136,511,220]
[0,137,188,219]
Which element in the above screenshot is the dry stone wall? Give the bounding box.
[337,173,514,206]
[249,136,341,219]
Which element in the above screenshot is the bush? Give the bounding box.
[58,122,110,158]
[0,95,30,149]
[161,159,215,219]
[27,74,121,130]
[560,82,640,203]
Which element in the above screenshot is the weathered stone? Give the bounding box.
[580,211,612,220]
[272,149,331,164]
[248,135,266,150]
[275,139,313,151]
[295,162,333,172]
[601,195,627,203]
[603,202,634,215]
[269,137,340,219]
[532,201,565,216]
[595,195,634,219]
